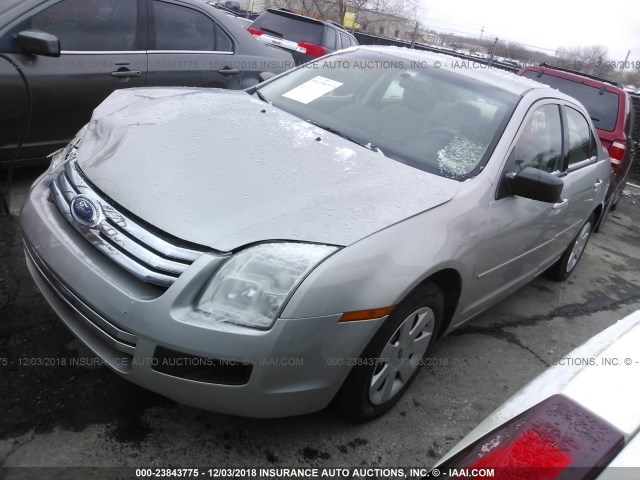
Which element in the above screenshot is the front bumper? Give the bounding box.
[20,167,384,417]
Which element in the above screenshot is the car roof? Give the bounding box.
[518,64,631,136]
[520,65,626,93]
[352,45,553,96]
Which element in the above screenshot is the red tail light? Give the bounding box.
[608,141,626,168]
[247,27,263,36]
[297,42,328,57]
[433,395,623,479]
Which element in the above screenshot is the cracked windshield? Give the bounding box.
[257,50,518,179]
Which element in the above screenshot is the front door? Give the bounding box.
[147,0,240,90]
[463,102,569,317]
[0,0,147,163]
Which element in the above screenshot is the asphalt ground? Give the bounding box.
[1,167,640,478]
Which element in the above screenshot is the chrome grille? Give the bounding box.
[50,157,208,287]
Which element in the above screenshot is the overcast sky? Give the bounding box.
[420,0,640,62]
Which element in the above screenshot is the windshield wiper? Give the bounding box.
[307,121,384,155]
[365,142,385,156]
[254,90,271,104]
[260,27,283,38]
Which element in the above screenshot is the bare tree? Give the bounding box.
[620,67,640,87]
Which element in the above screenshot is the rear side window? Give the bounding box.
[522,71,620,132]
[26,0,137,51]
[624,95,634,137]
[324,28,337,50]
[251,12,323,44]
[153,1,232,52]
[565,107,597,166]
[339,32,352,50]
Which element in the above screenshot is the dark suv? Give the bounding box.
[247,9,358,65]
[518,65,635,214]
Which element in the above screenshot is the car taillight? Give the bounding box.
[247,27,263,36]
[608,141,626,168]
[297,42,328,57]
[433,395,623,479]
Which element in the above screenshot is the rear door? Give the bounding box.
[0,0,147,163]
[559,104,607,243]
[147,0,240,89]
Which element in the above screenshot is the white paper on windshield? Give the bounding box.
[282,76,343,104]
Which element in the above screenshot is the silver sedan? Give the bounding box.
[20,46,610,419]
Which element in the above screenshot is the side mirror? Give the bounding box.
[259,71,276,82]
[506,167,563,203]
[15,30,60,57]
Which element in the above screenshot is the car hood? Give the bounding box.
[77,87,459,251]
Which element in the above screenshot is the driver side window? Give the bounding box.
[24,0,137,51]
[511,104,563,173]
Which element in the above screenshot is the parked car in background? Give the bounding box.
[217,0,240,12]
[247,8,358,65]
[518,65,636,217]
[0,0,294,167]
[432,310,640,478]
[22,46,609,420]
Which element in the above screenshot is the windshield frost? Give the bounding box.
[257,50,518,180]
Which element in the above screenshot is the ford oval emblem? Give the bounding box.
[70,195,101,228]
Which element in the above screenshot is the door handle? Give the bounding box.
[110,70,141,78]
[218,68,241,75]
[552,199,568,210]
[594,179,603,189]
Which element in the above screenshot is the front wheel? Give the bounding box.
[547,214,594,281]
[335,282,443,420]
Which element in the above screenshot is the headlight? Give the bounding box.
[48,124,88,172]
[195,243,338,329]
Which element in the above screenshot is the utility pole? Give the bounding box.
[410,21,418,49]
[593,56,603,76]
[480,25,484,39]
[618,50,631,81]
[488,37,498,66]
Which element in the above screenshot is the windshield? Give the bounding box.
[0,0,23,15]
[256,50,518,180]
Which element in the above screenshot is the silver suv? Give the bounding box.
[21,46,610,420]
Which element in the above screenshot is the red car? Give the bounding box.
[518,65,635,221]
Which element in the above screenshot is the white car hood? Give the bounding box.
[77,87,459,251]
[437,310,640,466]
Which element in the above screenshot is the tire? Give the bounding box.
[546,213,594,281]
[334,282,443,421]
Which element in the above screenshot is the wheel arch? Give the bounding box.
[410,268,462,340]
